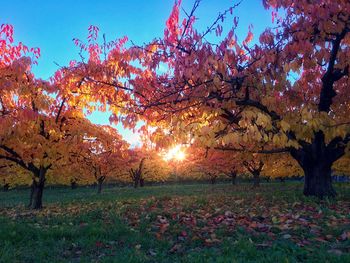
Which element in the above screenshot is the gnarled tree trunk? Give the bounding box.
[291,131,341,198]
[302,160,334,197]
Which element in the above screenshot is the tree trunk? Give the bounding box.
[28,167,46,209]
[252,172,260,188]
[97,181,102,194]
[139,177,145,187]
[28,180,35,208]
[210,176,216,185]
[279,177,285,183]
[133,158,145,189]
[31,181,44,209]
[133,177,139,188]
[133,180,138,188]
[71,181,77,189]
[3,183,9,192]
[243,160,263,188]
[97,176,105,194]
[301,159,335,198]
[291,131,338,198]
[132,171,141,188]
[231,172,237,185]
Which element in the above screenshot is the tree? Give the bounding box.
[243,158,264,188]
[126,147,171,188]
[120,0,350,198]
[0,24,55,208]
[129,156,146,188]
[74,125,129,194]
[0,24,119,208]
[0,162,13,191]
[70,178,78,189]
[261,153,303,182]
[168,146,241,184]
[333,155,350,177]
[56,1,349,198]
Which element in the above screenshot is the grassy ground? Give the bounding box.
[0,182,349,262]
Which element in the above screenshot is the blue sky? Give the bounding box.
[1,0,272,145]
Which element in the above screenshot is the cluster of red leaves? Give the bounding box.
[0,24,40,65]
[164,0,181,44]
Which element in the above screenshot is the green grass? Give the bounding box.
[0,182,349,262]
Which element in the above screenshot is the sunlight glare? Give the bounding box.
[163,145,186,161]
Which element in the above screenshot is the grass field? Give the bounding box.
[0,182,349,262]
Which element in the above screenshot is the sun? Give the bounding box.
[162,145,186,161]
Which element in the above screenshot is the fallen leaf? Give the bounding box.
[135,244,141,250]
[169,244,181,253]
[340,231,350,241]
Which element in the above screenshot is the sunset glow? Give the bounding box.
[162,145,186,161]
